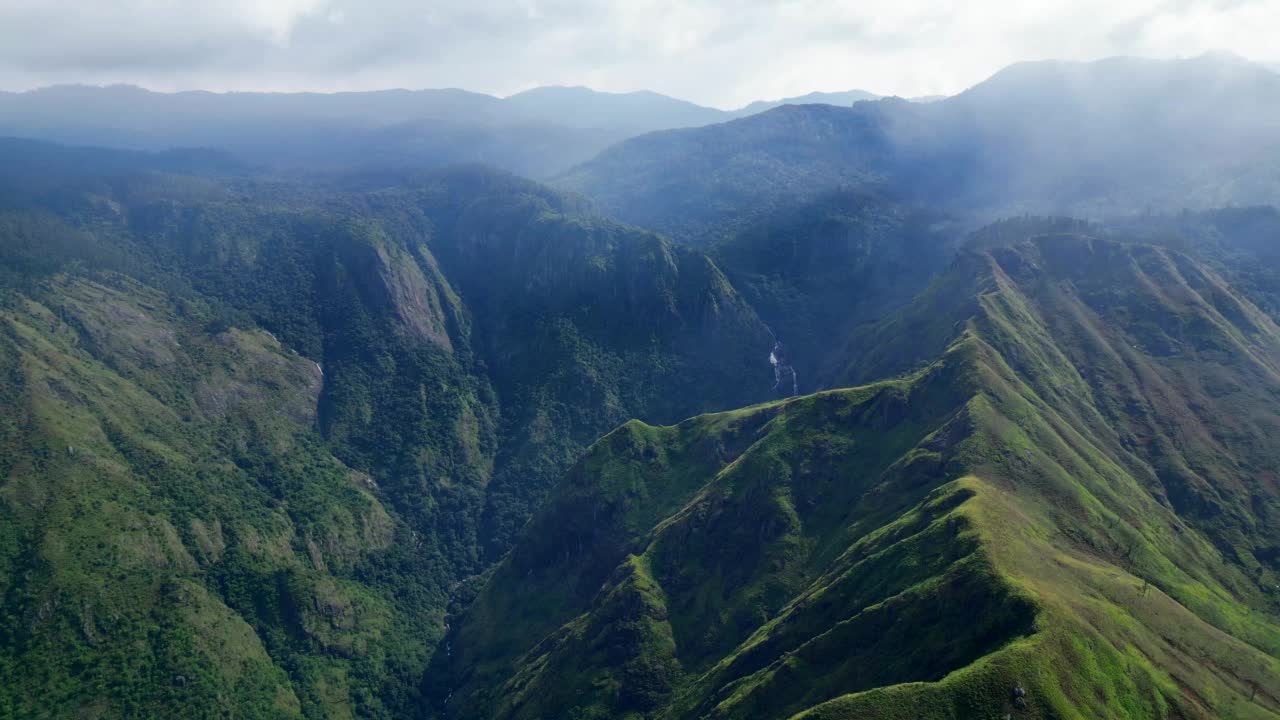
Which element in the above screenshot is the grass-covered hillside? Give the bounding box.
[0,276,400,718]
[440,233,1280,720]
[6,135,1280,719]
[0,142,778,718]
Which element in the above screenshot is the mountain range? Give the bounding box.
[561,53,1280,242]
[441,228,1280,719]
[2,52,1280,720]
[0,83,907,179]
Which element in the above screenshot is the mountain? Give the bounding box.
[0,84,505,130]
[0,83,948,180]
[557,101,912,242]
[502,86,727,132]
[0,274,403,718]
[728,89,881,117]
[438,231,1280,719]
[0,85,614,178]
[708,191,961,389]
[0,83,739,139]
[1107,206,1280,320]
[0,84,723,178]
[0,141,782,717]
[929,53,1280,212]
[7,79,1280,719]
[728,89,948,118]
[0,84,722,178]
[559,54,1280,242]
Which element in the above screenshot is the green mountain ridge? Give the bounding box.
[0,156,780,717]
[441,233,1280,719]
[3,134,1280,719]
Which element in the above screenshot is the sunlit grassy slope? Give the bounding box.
[441,234,1280,720]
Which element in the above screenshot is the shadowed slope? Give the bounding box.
[0,152,777,718]
[440,234,1280,720]
[559,55,1280,242]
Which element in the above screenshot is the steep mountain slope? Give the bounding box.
[0,144,778,717]
[557,102,909,241]
[7,134,1280,718]
[559,54,1280,241]
[1108,206,1280,322]
[441,234,1280,720]
[0,276,413,718]
[710,191,959,389]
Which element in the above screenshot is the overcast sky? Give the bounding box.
[0,0,1275,108]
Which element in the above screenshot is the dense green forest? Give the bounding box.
[4,51,1280,720]
[0,144,780,717]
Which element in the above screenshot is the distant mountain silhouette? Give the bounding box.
[0,83,941,177]
[728,89,882,116]
[560,53,1280,240]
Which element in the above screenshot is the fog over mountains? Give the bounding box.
[6,52,1269,212]
[0,82,913,177]
[4,49,1280,720]
[562,53,1280,240]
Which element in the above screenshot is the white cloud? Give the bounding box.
[0,0,1275,106]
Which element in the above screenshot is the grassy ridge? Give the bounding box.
[443,235,1280,719]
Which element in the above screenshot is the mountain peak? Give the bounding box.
[1193,48,1254,65]
[963,52,1280,98]
[730,88,882,116]
[506,85,677,101]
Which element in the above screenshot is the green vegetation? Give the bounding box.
[0,278,399,718]
[709,192,958,387]
[444,234,1280,720]
[5,135,1280,719]
[0,152,774,718]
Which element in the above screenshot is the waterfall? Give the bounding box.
[769,339,798,396]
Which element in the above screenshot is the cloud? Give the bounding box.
[0,0,1275,106]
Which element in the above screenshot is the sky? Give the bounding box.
[0,0,1276,108]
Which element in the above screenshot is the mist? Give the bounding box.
[5,4,1280,719]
